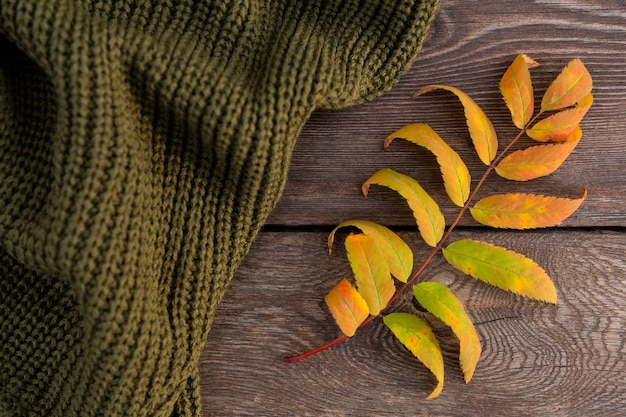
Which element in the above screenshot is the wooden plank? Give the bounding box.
[200,230,626,416]
[267,0,626,227]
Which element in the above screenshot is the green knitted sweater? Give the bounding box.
[0,1,439,415]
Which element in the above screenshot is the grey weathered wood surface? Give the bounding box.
[201,1,626,416]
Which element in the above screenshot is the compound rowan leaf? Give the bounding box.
[541,58,592,112]
[415,85,497,165]
[325,278,370,337]
[443,239,557,303]
[383,312,444,399]
[470,192,587,229]
[413,282,481,383]
[495,135,580,181]
[329,220,413,282]
[345,233,395,315]
[500,53,534,129]
[384,123,471,207]
[527,94,593,142]
[363,168,445,247]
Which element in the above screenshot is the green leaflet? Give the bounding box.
[413,282,481,383]
[442,239,557,303]
[383,312,444,399]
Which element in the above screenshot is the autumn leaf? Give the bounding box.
[384,123,471,207]
[363,168,445,247]
[470,191,586,229]
[415,84,497,165]
[541,58,592,112]
[325,278,370,337]
[443,239,557,303]
[527,94,593,142]
[495,133,580,181]
[383,312,444,399]
[345,233,395,315]
[500,53,534,129]
[329,220,413,282]
[413,282,481,383]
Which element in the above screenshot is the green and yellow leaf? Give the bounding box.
[363,168,445,247]
[495,134,580,181]
[384,123,471,207]
[325,278,370,337]
[541,58,593,112]
[415,84,497,165]
[470,191,587,229]
[345,233,395,315]
[500,53,534,129]
[329,220,413,282]
[383,312,444,399]
[413,282,481,383]
[442,239,557,303]
[528,94,593,142]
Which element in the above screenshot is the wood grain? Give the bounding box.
[201,230,626,416]
[266,0,626,227]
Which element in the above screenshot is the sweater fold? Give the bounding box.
[0,1,439,415]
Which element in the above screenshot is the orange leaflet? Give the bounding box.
[415,85,497,165]
[442,239,557,304]
[325,278,370,337]
[383,312,444,399]
[384,123,471,207]
[470,191,587,229]
[500,53,534,129]
[413,282,481,383]
[541,58,592,112]
[362,168,445,247]
[345,233,395,315]
[495,132,580,181]
[527,94,593,142]
[328,220,413,282]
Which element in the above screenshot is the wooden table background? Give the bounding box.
[200,1,626,415]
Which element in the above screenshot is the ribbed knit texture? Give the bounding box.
[0,1,439,416]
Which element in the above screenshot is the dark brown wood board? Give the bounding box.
[266,0,626,228]
[201,230,625,416]
[201,1,626,415]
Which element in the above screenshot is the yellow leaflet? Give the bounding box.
[384,123,471,207]
[362,168,445,247]
[528,94,593,142]
[541,58,593,112]
[496,134,580,181]
[345,233,395,315]
[500,53,534,129]
[415,84,497,165]
[329,220,413,282]
[470,191,587,229]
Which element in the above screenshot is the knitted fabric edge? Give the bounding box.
[0,1,440,416]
